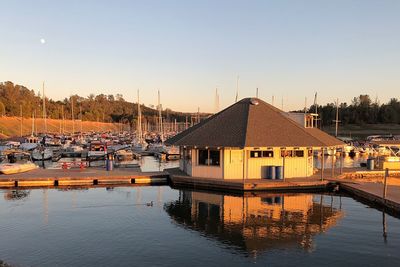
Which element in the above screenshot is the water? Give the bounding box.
[0,187,399,267]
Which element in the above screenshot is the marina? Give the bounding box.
[1,186,399,267]
[1,1,400,265]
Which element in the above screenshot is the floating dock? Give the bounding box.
[0,168,168,188]
[166,168,329,192]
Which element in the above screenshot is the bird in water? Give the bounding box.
[146,201,153,207]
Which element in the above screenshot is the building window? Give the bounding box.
[209,150,220,166]
[250,151,261,158]
[250,150,274,158]
[294,150,304,157]
[262,150,274,157]
[198,149,220,166]
[281,150,293,157]
[198,149,208,165]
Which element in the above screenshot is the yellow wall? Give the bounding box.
[180,147,314,179]
[224,147,314,179]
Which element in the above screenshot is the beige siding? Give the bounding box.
[191,149,223,179]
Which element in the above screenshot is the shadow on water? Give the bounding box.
[164,189,344,257]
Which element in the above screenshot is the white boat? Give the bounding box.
[19,143,38,151]
[147,142,164,154]
[161,145,179,155]
[0,162,38,175]
[0,152,38,175]
[32,147,53,160]
[132,142,147,152]
[115,149,134,161]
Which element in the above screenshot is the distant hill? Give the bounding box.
[0,81,205,127]
[0,117,122,139]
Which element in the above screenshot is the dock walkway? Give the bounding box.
[333,179,400,213]
[0,168,168,187]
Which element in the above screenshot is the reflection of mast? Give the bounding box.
[383,210,387,243]
[43,189,48,225]
[157,187,163,207]
[136,187,142,204]
[72,191,77,209]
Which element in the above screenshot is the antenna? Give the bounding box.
[304,97,307,113]
[313,92,318,114]
[332,98,341,137]
[281,96,284,111]
[256,88,259,98]
[214,88,220,113]
[272,95,275,106]
[235,75,239,102]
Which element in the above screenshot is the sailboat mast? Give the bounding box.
[80,105,83,134]
[137,90,142,143]
[71,96,75,134]
[20,105,23,137]
[42,81,47,134]
[158,90,163,142]
[335,98,339,137]
[32,111,35,136]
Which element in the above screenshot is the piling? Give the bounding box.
[383,168,388,202]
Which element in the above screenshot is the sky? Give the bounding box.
[0,0,399,112]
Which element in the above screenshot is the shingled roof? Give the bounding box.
[166,98,344,148]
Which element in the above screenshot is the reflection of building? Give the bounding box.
[165,190,343,254]
[166,98,343,179]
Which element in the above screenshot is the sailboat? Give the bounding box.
[132,90,147,152]
[148,90,179,159]
[32,82,53,160]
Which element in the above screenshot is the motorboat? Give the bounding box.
[31,147,53,160]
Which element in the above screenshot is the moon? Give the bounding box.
[40,38,46,44]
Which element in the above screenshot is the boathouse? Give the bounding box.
[166,98,344,179]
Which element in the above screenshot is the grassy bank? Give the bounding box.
[0,116,124,139]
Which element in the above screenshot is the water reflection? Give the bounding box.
[3,190,30,201]
[164,190,343,255]
[314,154,369,169]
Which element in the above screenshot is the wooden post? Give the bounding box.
[331,149,335,178]
[321,148,325,181]
[383,168,388,201]
[283,152,286,181]
[339,150,343,174]
[382,210,387,242]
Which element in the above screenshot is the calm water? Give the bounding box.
[0,187,399,267]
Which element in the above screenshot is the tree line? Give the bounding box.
[0,81,195,126]
[2,82,399,127]
[303,94,400,126]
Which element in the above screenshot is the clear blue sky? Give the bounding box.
[1,0,399,112]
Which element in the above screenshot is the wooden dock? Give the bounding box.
[0,168,168,188]
[337,180,400,213]
[166,168,329,192]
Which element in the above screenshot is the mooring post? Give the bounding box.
[383,168,388,202]
[339,150,343,174]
